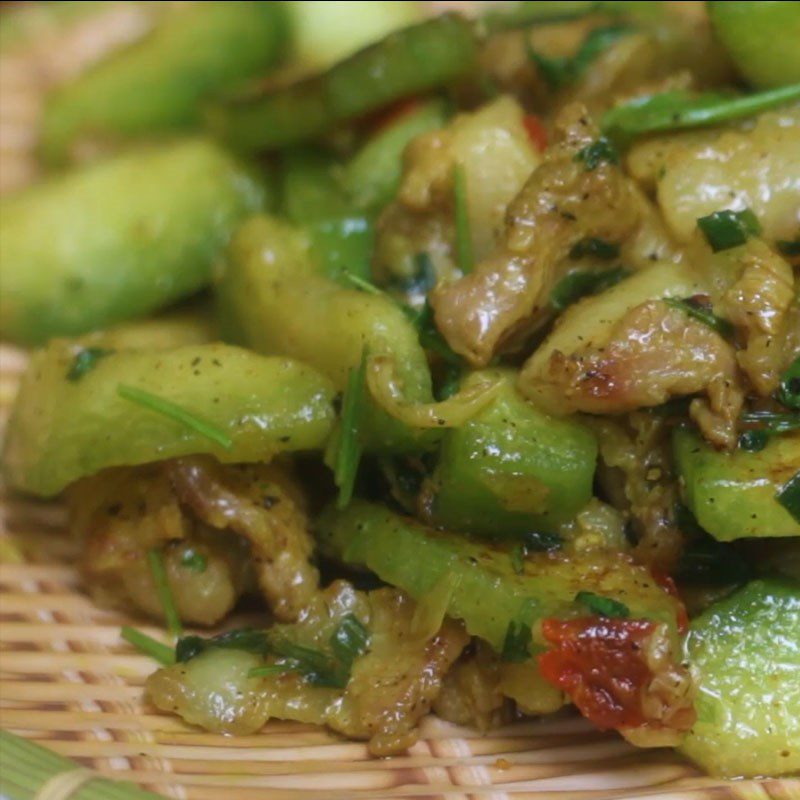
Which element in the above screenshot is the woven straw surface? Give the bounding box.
[1,345,799,800]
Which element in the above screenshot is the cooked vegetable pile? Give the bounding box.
[1,0,798,779]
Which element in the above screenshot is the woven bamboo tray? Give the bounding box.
[1,345,799,800]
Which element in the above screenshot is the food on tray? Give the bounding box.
[1,0,798,779]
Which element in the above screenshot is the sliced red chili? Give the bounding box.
[538,616,656,730]
[523,114,548,151]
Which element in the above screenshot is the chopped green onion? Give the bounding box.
[334,348,368,509]
[501,619,532,662]
[776,471,800,524]
[602,83,800,142]
[341,271,384,296]
[147,548,182,637]
[697,208,761,252]
[574,136,619,170]
[575,591,630,618]
[176,628,270,663]
[777,238,800,257]
[510,544,526,575]
[664,297,733,337]
[528,25,630,90]
[738,429,768,452]
[569,237,620,260]
[120,626,176,666]
[523,530,563,552]
[180,548,208,573]
[66,347,113,381]
[117,384,233,450]
[248,663,299,678]
[501,598,537,662]
[777,357,800,410]
[550,266,630,310]
[330,613,370,669]
[268,638,349,688]
[453,164,474,274]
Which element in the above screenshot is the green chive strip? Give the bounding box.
[777,471,800,524]
[117,384,233,450]
[453,164,474,274]
[334,349,369,509]
[120,626,176,666]
[697,208,761,252]
[574,136,619,170]
[602,83,800,142]
[575,591,630,618]
[147,548,182,637]
[664,297,733,338]
[66,347,113,382]
[777,357,800,410]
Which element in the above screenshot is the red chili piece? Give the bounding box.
[538,617,657,730]
[523,114,548,151]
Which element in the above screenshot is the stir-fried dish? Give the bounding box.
[1,0,799,780]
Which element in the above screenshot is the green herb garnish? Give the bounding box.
[266,639,348,687]
[664,297,733,337]
[697,208,761,252]
[180,548,208,573]
[510,544,526,575]
[341,271,384,296]
[147,548,182,637]
[569,237,620,260]
[501,599,537,662]
[777,357,800,410]
[575,591,630,618]
[550,266,629,310]
[334,349,369,509]
[247,663,299,678]
[501,619,532,662]
[523,530,563,552]
[528,25,629,90]
[738,429,768,452]
[117,384,233,450]
[776,471,800,524]
[575,136,619,170]
[176,628,270,663]
[330,613,371,670]
[66,347,113,381]
[777,238,800,257]
[602,83,800,142]
[453,164,474,274]
[120,625,176,666]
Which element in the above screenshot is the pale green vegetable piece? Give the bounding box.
[3,342,336,497]
[708,1,800,89]
[40,1,289,163]
[674,428,800,541]
[0,139,266,345]
[681,579,800,777]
